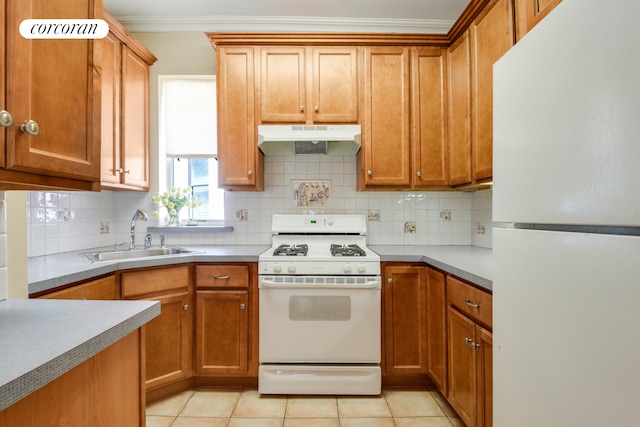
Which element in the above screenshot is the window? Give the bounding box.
[159,76,224,223]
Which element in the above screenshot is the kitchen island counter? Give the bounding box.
[0,298,160,412]
[371,245,492,291]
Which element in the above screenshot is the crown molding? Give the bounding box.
[112,15,455,34]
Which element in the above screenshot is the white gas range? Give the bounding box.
[258,214,382,395]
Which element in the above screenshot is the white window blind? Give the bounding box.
[160,76,217,158]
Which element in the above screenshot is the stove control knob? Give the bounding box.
[343,264,352,273]
[358,265,366,273]
[273,264,282,273]
[288,265,296,273]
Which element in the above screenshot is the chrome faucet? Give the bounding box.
[130,209,149,249]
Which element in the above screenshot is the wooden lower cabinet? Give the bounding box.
[194,263,258,379]
[383,264,428,375]
[447,276,493,427]
[37,275,117,300]
[195,290,249,375]
[0,330,144,426]
[426,268,447,394]
[121,265,193,390]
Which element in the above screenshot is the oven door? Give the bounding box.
[258,275,381,363]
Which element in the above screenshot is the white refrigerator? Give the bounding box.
[493,0,640,426]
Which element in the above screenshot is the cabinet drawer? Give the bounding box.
[447,276,492,328]
[40,275,117,300]
[195,265,249,288]
[121,265,189,298]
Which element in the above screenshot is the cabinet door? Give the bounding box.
[217,46,263,190]
[447,31,472,187]
[447,307,477,427]
[260,47,306,123]
[524,0,562,34]
[100,31,122,186]
[120,45,150,189]
[476,326,493,427]
[39,275,117,300]
[383,265,428,375]
[359,47,411,189]
[311,47,358,123]
[195,290,248,376]
[144,292,192,389]
[426,268,447,394]
[412,48,448,188]
[471,0,515,183]
[5,0,100,181]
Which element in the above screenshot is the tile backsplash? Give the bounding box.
[26,156,493,258]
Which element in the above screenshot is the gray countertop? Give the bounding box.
[29,244,492,294]
[371,245,493,291]
[0,298,160,412]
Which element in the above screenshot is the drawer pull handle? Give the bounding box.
[465,298,479,308]
[214,275,230,279]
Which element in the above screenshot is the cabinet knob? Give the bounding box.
[387,277,393,284]
[464,298,479,308]
[314,105,319,112]
[367,170,372,176]
[471,342,481,349]
[464,337,472,345]
[248,170,253,176]
[183,304,190,311]
[299,106,305,112]
[19,119,40,136]
[416,171,421,177]
[124,169,131,174]
[116,168,124,173]
[0,110,13,128]
[240,303,246,310]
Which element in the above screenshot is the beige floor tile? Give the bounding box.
[233,390,288,418]
[430,391,459,418]
[145,416,174,427]
[228,418,284,427]
[340,417,396,427]
[171,417,229,427]
[336,395,392,418]
[395,417,454,427]
[384,390,445,417]
[180,388,242,417]
[284,418,340,427]
[146,389,195,416]
[286,396,339,418]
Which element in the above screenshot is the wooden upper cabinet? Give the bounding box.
[260,47,306,123]
[447,31,473,187]
[411,48,449,188]
[311,47,358,123]
[216,46,264,191]
[470,0,515,183]
[516,0,562,39]
[259,46,358,124]
[101,11,156,191]
[358,46,411,189]
[1,0,101,190]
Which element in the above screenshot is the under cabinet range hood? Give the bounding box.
[257,125,361,155]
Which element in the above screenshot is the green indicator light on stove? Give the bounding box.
[310,220,317,224]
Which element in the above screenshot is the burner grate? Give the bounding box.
[330,244,366,257]
[273,244,309,256]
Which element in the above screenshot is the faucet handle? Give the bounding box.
[144,232,152,249]
[160,233,166,248]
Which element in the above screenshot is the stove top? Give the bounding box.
[259,214,380,276]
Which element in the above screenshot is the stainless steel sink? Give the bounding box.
[80,247,199,263]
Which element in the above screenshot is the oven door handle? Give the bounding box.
[259,280,381,290]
